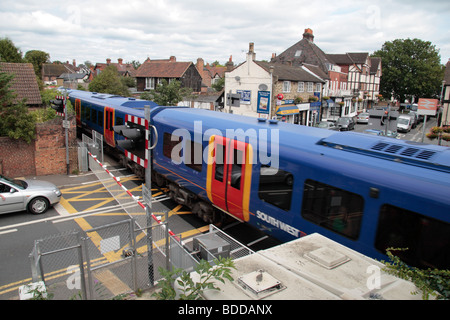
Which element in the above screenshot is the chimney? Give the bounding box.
[106,58,111,64]
[196,58,204,70]
[73,59,76,67]
[303,28,314,42]
[226,55,234,71]
[169,56,176,62]
[247,42,256,61]
[118,58,123,65]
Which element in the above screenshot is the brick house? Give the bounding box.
[270,28,355,120]
[42,61,78,85]
[196,58,227,92]
[225,43,324,125]
[135,56,202,93]
[327,53,382,111]
[0,62,42,107]
[91,58,136,80]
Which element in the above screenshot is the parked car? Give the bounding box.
[0,175,61,215]
[364,129,385,136]
[316,121,339,131]
[409,110,423,123]
[356,112,370,124]
[386,130,399,139]
[336,117,355,131]
[396,114,413,133]
[408,112,418,128]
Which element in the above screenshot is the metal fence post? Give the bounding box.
[130,218,138,292]
[81,232,94,300]
[76,232,88,300]
[165,212,170,271]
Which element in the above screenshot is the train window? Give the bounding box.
[91,109,97,124]
[185,140,203,172]
[98,111,103,126]
[116,116,124,126]
[301,179,364,240]
[214,143,225,182]
[163,132,181,164]
[375,205,450,270]
[258,165,293,211]
[230,149,243,190]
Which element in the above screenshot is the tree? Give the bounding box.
[372,38,444,103]
[140,79,193,106]
[24,50,50,80]
[212,77,224,92]
[152,257,235,300]
[0,72,36,143]
[88,65,130,96]
[382,248,450,300]
[0,37,23,63]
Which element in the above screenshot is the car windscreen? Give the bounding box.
[0,175,27,190]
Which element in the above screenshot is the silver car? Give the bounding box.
[0,175,61,215]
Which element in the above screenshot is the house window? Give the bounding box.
[145,77,155,90]
[315,83,322,93]
[307,82,314,92]
[297,82,305,92]
[283,81,291,93]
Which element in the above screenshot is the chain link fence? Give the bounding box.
[23,131,254,300]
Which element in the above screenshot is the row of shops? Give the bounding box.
[273,97,361,126]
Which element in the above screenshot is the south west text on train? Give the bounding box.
[66,89,450,270]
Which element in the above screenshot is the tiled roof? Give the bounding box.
[369,57,382,74]
[347,53,369,64]
[327,53,370,66]
[444,60,450,84]
[0,62,42,105]
[271,38,334,75]
[42,63,73,77]
[255,61,325,83]
[135,58,192,78]
[95,62,136,77]
[326,54,352,65]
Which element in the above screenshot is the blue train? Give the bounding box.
[67,89,450,270]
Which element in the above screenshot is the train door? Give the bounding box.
[74,99,81,127]
[206,135,253,222]
[104,107,115,147]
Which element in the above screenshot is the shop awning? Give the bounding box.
[275,104,299,115]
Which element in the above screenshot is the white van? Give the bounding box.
[396,114,413,133]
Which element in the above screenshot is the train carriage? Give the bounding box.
[67,89,450,270]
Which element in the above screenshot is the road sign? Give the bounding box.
[417,98,438,116]
[62,120,70,129]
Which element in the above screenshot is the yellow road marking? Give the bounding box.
[1,177,209,299]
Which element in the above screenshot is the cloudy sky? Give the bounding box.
[1,0,449,67]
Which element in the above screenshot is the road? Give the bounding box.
[0,155,278,300]
[354,113,446,145]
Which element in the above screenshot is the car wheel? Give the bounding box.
[28,197,49,214]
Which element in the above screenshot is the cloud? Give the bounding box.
[1,0,449,66]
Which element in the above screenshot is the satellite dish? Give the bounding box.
[259,84,268,91]
[235,76,241,81]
